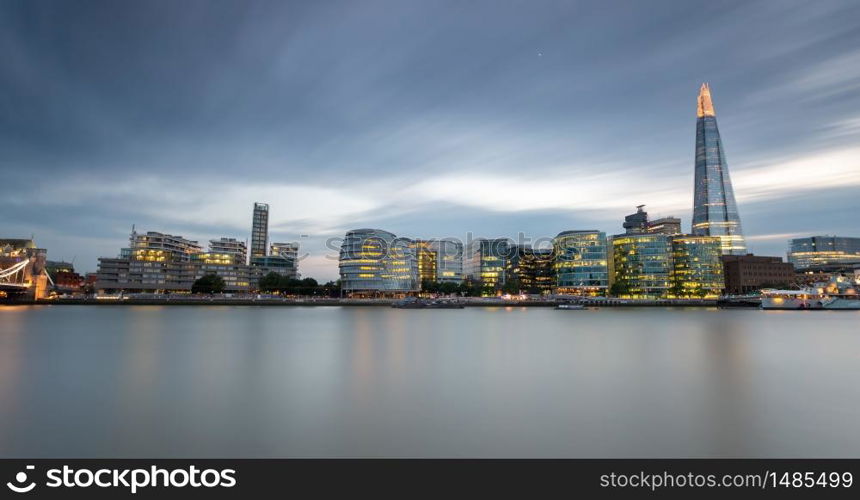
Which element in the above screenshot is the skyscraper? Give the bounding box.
[692,83,747,255]
[250,202,269,259]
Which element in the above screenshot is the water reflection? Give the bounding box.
[0,305,858,457]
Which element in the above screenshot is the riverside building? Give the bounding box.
[338,229,419,296]
[610,233,673,298]
[412,240,439,285]
[691,83,747,255]
[507,246,554,294]
[669,235,724,298]
[721,254,795,295]
[552,231,609,296]
[787,236,860,270]
[433,239,464,283]
[464,238,511,294]
[610,209,725,298]
[95,229,297,293]
[207,237,247,265]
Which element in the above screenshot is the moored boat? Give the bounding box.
[556,303,586,310]
[761,276,860,310]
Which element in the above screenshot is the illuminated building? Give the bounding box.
[339,229,418,295]
[411,240,438,285]
[508,246,554,294]
[432,239,464,283]
[610,233,672,298]
[721,254,795,294]
[788,236,860,270]
[209,238,247,264]
[46,261,84,291]
[691,83,747,255]
[270,242,299,262]
[250,202,269,258]
[669,235,724,298]
[95,229,295,293]
[648,217,682,235]
[553,231,608,295]
[464,238,511,294]
[191,253,254,288]
[128,230,203,262]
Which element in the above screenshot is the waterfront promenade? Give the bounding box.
[6,296,719,307]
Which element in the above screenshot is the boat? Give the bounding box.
[392,297,465,309]
[761,276,860,310]
[555,303,586,310]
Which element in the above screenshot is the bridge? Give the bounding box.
[0,239,51,300]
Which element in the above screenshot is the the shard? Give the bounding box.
[691,83,747,255]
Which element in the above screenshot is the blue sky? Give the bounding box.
[2,0,859,280]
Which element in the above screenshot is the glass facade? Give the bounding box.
[411,240,438,286]
[250,202,269,258]
[553,231,608,295]
[432,239,464,283]
[610,234,672,298]
[669,235,724,298]
[788,236,860,269]
[339,229,418,295]
[507,246,554,294]
[465,238,511,294]
[691,83,747,255]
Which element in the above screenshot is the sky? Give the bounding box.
[2,0,860,281]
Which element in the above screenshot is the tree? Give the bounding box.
[501,278,521,295]
[421,279,440,294]
[609,280,630,297]
[259,272,281,292]
[192,274,226,294]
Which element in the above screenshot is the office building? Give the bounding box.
[432,239,464,283]
[623,205,649,234]
[610,233,673,298]
[787,236,860,270]
[721,254,795,294]
[464,238,511,294]
[553,230,609,295]
[669,235,724,298]
[338,229,418,295]
[648,217,682,235]
[691,83,747,255]
[250,202,269,258]
[412,240,438,285]
[508,246,554,294]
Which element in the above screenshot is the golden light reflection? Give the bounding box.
[697,82,716,117]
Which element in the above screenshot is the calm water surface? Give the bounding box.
[0,305,858,457]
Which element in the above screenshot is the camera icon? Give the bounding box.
[6,465,36,493]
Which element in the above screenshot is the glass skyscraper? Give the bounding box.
[691,83,747,255]
[250,202,269,259]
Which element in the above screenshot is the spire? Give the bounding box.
[697,82,715,118]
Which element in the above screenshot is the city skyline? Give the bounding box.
[3,1,860,281]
